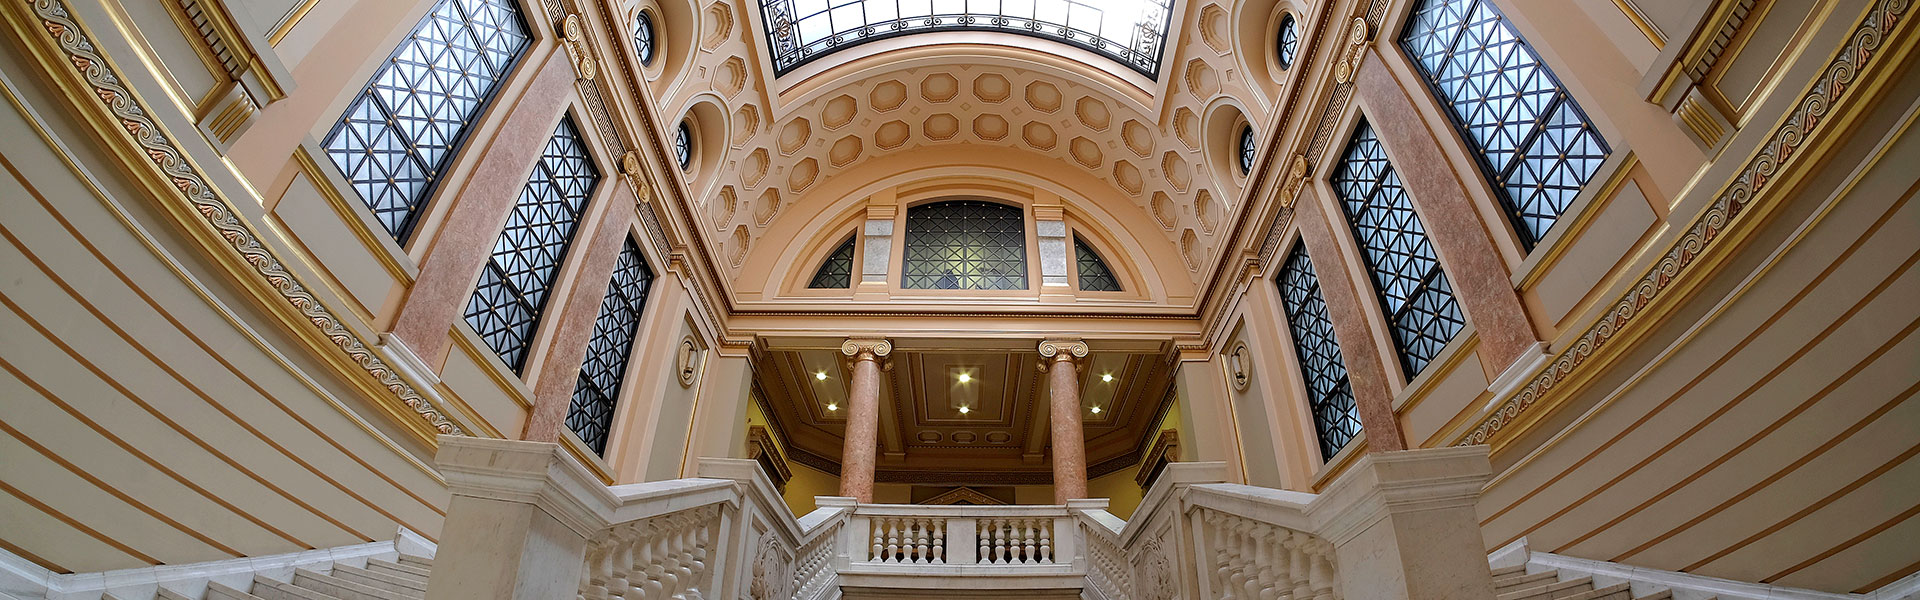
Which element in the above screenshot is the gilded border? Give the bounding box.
[1457,0,1912,446]
[21,0,464,435]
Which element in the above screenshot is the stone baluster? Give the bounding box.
[991,520,1007,564]
[1288,532,1313,600]
[979,520,993,564]
[1021,520,1037,564]
[885,518,901,563]
[931,520,946,564]
[915,519,932,564]
[1205,512,1234,598]
[1038,520,1052,564]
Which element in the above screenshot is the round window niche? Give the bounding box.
[674,120,694,171]
[1276,13,1299,71]
[1238,124,1257,176]
[633,10,657,67]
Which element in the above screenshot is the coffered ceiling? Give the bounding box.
[753,339,1179,485]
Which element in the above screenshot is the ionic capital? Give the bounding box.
[840,338,893,362]
[1037,339,1089,366]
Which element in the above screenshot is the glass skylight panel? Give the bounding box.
[760,0,1174,78]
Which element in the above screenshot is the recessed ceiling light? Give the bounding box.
[1090,406,1102,414]
[957,372,972,383]
[815,371,828,380]
[958,406,971,415]
[826,403,838,411]
[1100,373,1114,383]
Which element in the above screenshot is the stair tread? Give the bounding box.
[154,589,195,600]
[1492,564,1529,577]
[1496,570,1561,592]
[365,559,432,581]
[1499,575,1596,600]
[208,581,269,600]
[394,554,433,569]
[251,576,337,600]
[332,564,429,593]
[293,568,421,600]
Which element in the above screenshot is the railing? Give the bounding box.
[848,505,1075,567]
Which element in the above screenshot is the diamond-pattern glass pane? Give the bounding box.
[569,238,654,455]
[673,121,693,171]
[633,10,657,66]
[1277,13,1299,70]
[1239,125,1258,176]
[1277,242,1360,460]
[1331,120,1466,377]
[902,200,1028,290]
[465,116,600,372]
[808,236,856,289]
[1398,0,1610,249]
[322,0,529,242]
[1075,236,1121,292]
[759,0,1174,78]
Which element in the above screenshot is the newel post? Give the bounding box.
[1317,446,1496,600]
[426,436,604,600]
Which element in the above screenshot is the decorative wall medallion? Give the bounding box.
[677,335,703,387]
[1227,342,1251,391]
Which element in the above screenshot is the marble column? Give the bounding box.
[1039,339,1090,503]
[838,338,891,502]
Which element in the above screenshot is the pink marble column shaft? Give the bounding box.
[1296,197,1409,452]
[522,204,633,442]
[1042,341,1090,503]
[838,340,889,502]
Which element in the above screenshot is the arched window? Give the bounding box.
[1238,125,1258,176]
[570,238,654,455]
[322,0,530,242]
[632,10,657,67]
[902,200,1027,290]
[1276,242,1359,460]
[759,0,1175,78]
[1331,120,1464,377]
[1276,13,1299,70]
[1399,0,1610,249]
[808,235,857,289]
[673,120,694,171]
[465,116,600,371]
[1075,236,1122,292]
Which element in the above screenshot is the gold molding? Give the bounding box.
[8,0,466,442]
[1610,0,1667,49]
[1456,0,1917,452]
[1514,153,1643,291]
[266,0,321,47]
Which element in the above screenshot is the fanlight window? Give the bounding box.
[1331,120,1465,378]
[1276,242,1360,460]
[569,238,655,455]
[758,0,1175,78]
[465,116,600,372]
[902,200,1028,290]
[673,120,694,171]
[322,0,530,241]
[1399,0,1610,249]
[809,236,857,289]
[1238,125,1257,176]
[1075,236,1121,292]
[1276,13,1299,70]
[632,10,657,67]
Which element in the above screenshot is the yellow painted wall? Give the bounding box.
[782,462,840,516]
[1088,469,1145,519]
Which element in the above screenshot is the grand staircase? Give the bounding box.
[140,555,433,600]
[1493,565,1687,600]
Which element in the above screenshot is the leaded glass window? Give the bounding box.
[569,238,654,455]
[1075,236,1121,292]
[1238,125,1257,176]
[633,10,657,67]
[902,200,1028,290]
[759,0,1175,78]
[465,116,600,372]
[1276,13,1299,70]
[673,120,693,171]
[1331,120,1465,377]
[808,236,856,289]
[322,0,530,242]
[1399,0,1610,249]
[1276,242,1359,460]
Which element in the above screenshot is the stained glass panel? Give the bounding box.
[1075,236,1121,292]
[569,238,654,455]
[1276,242,1359,460]
[809,236,857,289]
[464,116,600,372]
[1398,0,1610,249]
[758,0,1175,78]
[902,200,1028,290]
[322,0,529,242]
[1330,120,1466,377]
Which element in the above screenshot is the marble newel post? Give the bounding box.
[839,338,891,502]
[1039,339,1090,503]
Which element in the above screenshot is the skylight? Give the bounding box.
[759,0,1175,78]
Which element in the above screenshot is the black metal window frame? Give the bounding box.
[901,199,1030,291]
[808,234,858,289]
[464,115,601,372]
[1276,241,1360,460]
[569,237,655,455]
[1074,234,1122,292]
[757,0,1176,79]
[1276,12,1299,70]
[1397,0,1611,250]
[1330,118,1466,378]
[673,120,694,171]
[1238,124,1257,176]
[633,9,657,67]
[321,0,532,243]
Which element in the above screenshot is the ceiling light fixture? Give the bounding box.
[957,372,972,383]
[815,371,828,380]
[826,403,838,411]
[1100,373,1114,383]
[958,406,971,415]
[1090,406,1103,414]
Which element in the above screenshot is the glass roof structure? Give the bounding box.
[759,0,1175,78]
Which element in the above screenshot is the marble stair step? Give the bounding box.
[394,555,432,570]
[248,575,338,600]
[363,559,431,583]
[207,581,269,600]
[291,568,416,600]
[1564,582,1634,600]
[1499,575,1598,600]
[1496,571,1561,594]
[330,564,427,596]
[1493,565,1529,579]
[154,588,195,600]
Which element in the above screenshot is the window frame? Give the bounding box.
[567,235,657,456]
[756,0,1177,79]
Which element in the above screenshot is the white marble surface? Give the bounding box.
[0,529,430,600]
